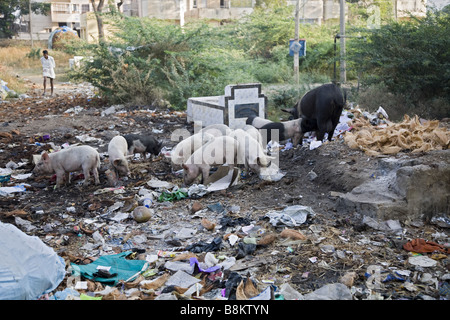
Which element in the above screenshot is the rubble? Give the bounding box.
[0,82,448,302]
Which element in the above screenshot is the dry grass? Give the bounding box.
[0,65,26,95]
[0,42,73,95]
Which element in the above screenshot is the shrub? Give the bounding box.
[349,9,450,106]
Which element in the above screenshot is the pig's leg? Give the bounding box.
[82,166,91,185]
[93,167,100,185]
[200,165,210,184]
[55,171,66,188]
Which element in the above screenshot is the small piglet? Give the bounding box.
[229,129,274,174]
[171,132,215,165]
[123,134,162,160]
[108,135,130,177]
[33,145,100,188]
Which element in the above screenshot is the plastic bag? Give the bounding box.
[0,222,66,300]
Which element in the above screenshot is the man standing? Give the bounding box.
[40,50,55,96]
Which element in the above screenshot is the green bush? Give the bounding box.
[349,9,450,105]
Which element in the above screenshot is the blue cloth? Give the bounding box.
[71,251,147,286]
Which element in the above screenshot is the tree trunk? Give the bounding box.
[90,0,105,41]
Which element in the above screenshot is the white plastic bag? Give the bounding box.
[0,222,66,300]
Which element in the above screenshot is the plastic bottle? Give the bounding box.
[143,198,152,208]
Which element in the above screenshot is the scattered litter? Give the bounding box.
[344,113,450,156]
[303,283,352,300]
[265,205,315,227]
[0,184,27,196]
[1,87,448,302]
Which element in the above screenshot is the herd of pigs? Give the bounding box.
[32,83,346,188]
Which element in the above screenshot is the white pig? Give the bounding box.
[171,132,215,165]
[199,124,232,137]
[108,135,130,177]
[242,124,264,148]
[182,135,239,186]
[229,129,274,174]
[33,145,100,188]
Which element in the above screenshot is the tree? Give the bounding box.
[90,0,105,40]
[349,9,450,103]
[0,0,50,38]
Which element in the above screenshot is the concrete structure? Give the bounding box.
[187,83,267,129]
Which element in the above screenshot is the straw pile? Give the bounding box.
[344,112,450,157]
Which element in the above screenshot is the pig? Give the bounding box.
[108,135,130,177]
[242,124,264,148]
[249,116,303,146]
[229,129,274,174]
[199,124,232,137]
[123,134,162,160]
[182,135,239,186]
[170,132,215,165]
[32,145,100,188]
[281,83,346,142]
[246,115,272,128]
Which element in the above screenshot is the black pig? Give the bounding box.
[282,83,346,142]
[123,134,163,160]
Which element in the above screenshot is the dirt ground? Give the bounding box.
[0,75,449,300]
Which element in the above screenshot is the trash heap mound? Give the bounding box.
[48,26,79,50]
[344,113,450,156]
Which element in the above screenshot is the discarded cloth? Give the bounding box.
[403,238,449,254]
[185,237,223,253]
[71,251,148,286]
[190,257,221,273]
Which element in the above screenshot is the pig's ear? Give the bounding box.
[42,152,50,161]
[281,108,295,115]
[182,164,188,170]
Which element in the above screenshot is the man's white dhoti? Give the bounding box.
[41,56,56,79]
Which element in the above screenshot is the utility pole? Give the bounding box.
[29,0,33,47]
[294,0,300,85]
[179,0,185,27]
[339,0,346,83]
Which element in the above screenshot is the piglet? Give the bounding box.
[182,135,238,186]
[171,132,215,165]
[229,129,274,174]
[108,135,130,177]
[33,145,100,188]
[123,134,162,160]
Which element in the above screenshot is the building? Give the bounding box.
[15,0,429,42]
[15,0,120,41]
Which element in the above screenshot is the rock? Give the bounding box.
[132,206,152,223]
[191,201,203,213]
[280,228,307,241]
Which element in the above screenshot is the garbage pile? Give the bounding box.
[48,26,79,50]
[0,86,449,301]
[2,153,449,301]
[343,109,450,156]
